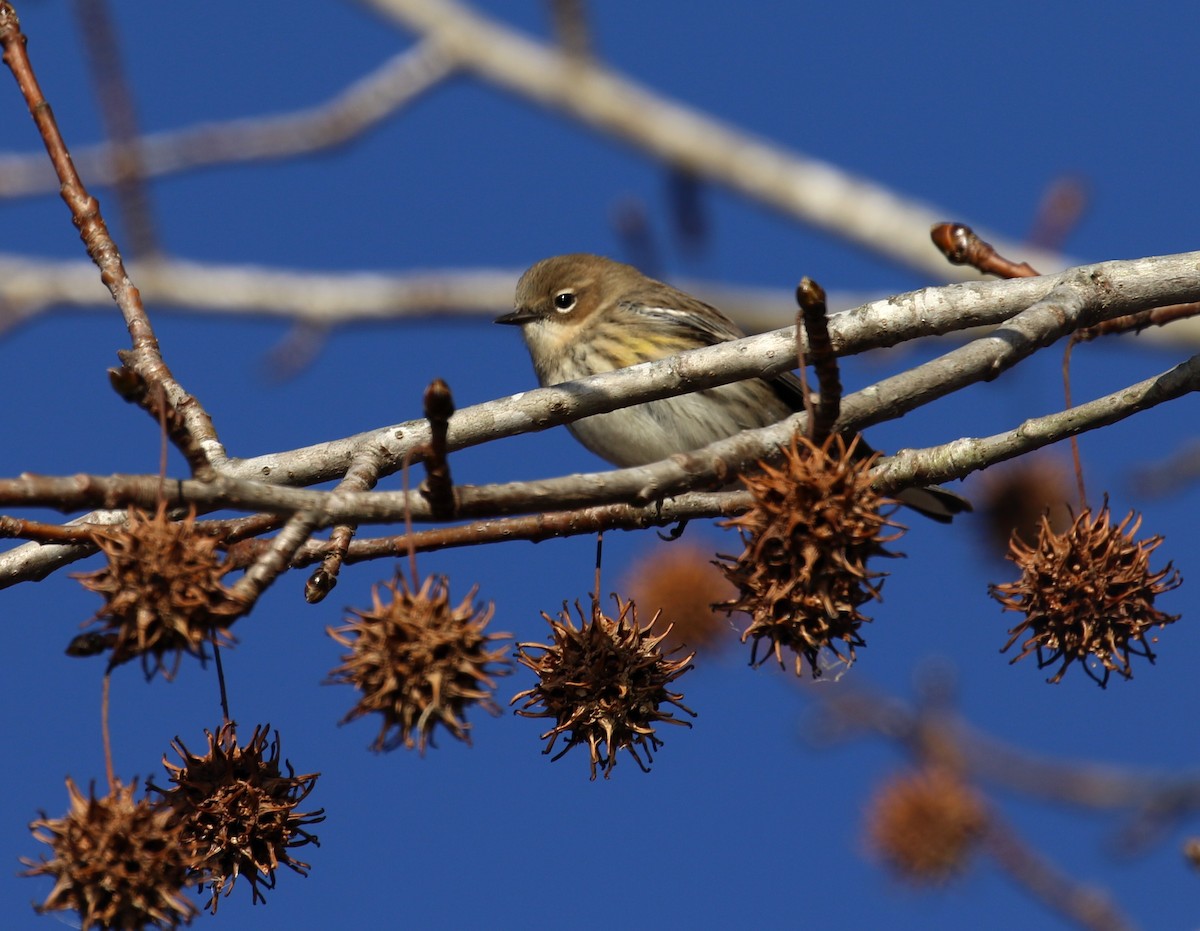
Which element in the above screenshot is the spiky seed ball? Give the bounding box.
[991,501,1181,686]
[1184,838,1200,869]
[624,542,736,654]
[150,723,324,913]
[867,768,988,885]
[718,433,903,678]
[327,574,511,752]
[74,503,243,678]
[512,597,696,780]
[23,777,198,930]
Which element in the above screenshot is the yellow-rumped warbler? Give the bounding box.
[496,253,969,522]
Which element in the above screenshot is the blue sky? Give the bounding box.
[2,2,1199,929]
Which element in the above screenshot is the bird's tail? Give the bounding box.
[895,485,972,524]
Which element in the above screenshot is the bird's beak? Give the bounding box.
[495,307,539,326]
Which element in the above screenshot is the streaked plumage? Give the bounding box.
[497,253,969,522]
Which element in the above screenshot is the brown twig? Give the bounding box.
[210,632,231,723]
[930,222,1041,279]
[100,671,114,790]
[226,491,751,568]
[304,447,384,604]
[0,2,224,471]
[0,515,102,543]
[1075,301,1200,342]
[792,303,816,440]
[1061,339,1087,506]
[106,364,212,473]
[1027,175,1089,253]
[211,512,287,544]
[933,222,1200,344]
[795,277,840,444]
[591,529,603,616]
[420,378,456,518]
[984,823,1132,931]
[71,0,160,257]
[547,0,590,60]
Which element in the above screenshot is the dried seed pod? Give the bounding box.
[513,597,695,780]
[23,777,198,929]
[75,503,243,678]
[625,542,735,654]
[867,767,988,885]
[718,433,903,677]
[991,500,1181,686]
[151,723,324,912]
[328,574,511,752]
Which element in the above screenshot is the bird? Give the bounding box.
[496,253,969,522]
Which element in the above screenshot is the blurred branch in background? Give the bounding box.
[4,253,1200,347]
[0,39,455,196]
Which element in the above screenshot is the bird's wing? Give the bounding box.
[621,288,811,411]
[619,286,746,345]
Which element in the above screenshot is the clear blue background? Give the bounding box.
[2,2,1198,929]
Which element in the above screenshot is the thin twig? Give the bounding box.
[101,671,114,790]
[930,222,1040,278]
[304,447,384,604]
[0,2,225,471]
[796,277,840,443]
[984,824,1132,931]
[547,0,590,60]
[873,353,1200,491]
[0,516,101,543]
[420,378,456,518]
[71,0,160,256]
[211,633,231,724]
[0,41,456,197]
[227,491,749,568]
[1062,339,1087,506]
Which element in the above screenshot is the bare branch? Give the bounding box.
[0,40,455,197]
[7,253,1200,351]
[363,0,1069,279]
[875,353,1200,491]
[0,4,224,470]
[0,252,1195,584]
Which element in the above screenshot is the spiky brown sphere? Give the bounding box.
[718,433,902,678]
[327,574,511,752]
[867,768,988,885]
[150,723,324,913]
[991,501,1181,686]
[74,503,243,678]
[512,597,695,780]
[624,542,736,654]
[1184,837,1200,869]
[23,777,197,930]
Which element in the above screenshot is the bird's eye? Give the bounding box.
[553,290,577,312]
